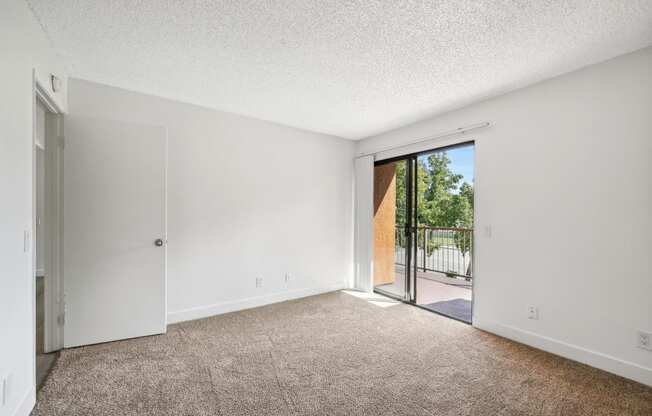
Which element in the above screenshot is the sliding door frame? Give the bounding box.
[373,140,475,323]
[372,156,415,301]
[407,156,417,303]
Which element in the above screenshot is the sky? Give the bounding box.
[447,145,474,186]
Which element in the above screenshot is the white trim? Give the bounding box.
[33,70,66,360]
[42,104,65,354]
[471,140,479,323]
[167,284,347,324]
[162,128,169,330]
[11,385,35,416]
[34,77,64,115]
[473,317,652,387]
[31,73,40,397]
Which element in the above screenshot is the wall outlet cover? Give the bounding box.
[637,331,652,351]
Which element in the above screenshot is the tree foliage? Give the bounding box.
[394,152,473,228]
[393,152,474,260]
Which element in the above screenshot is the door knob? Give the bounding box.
[154,238,164,247]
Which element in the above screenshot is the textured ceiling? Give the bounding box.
[27,1,652,139]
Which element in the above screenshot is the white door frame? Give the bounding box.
[33,73,65,367]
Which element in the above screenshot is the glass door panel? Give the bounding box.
[372,144,475,324]
[414,145,475,323]
[372,159,411,300]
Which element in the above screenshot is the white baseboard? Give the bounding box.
[12,386,35,416]
[473,317,652,387]
[167,283,347,324]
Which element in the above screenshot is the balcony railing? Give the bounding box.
[395,226,473,280]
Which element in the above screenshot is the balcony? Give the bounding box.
[375,226,473,323]
[372,149,475,323]
[396,226,473,280]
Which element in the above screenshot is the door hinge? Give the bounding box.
[57,313,65,326]
[57,135,65,149]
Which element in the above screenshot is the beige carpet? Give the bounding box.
[34,291,651,415]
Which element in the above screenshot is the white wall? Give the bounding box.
[0,1,68,416]
[357,47,652,386]
[67,79,355,323]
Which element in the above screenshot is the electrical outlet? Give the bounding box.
[255,277,263,288]
[285,273,293,283]
[637,331,652,351]
[527,306,539,320]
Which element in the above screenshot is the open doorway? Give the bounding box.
[33,87,65,390]
[373,142,475,324]
[413,145,474,323]
[34,98,57,388]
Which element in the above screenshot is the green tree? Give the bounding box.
[420,153,468,227]
[459,182,474,211]
[393,152,474,270]
[450,185,473,278]
[394,160,428,226]
[449,183,473,228]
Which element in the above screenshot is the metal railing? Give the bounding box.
[395,226,473,280]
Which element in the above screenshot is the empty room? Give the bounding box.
[1,1,651,415]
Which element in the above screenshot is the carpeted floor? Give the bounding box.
[34,291,651,415]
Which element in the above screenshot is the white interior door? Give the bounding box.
[64,115,166,348]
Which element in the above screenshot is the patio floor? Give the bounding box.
[375,267,472,323]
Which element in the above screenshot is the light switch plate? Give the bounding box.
[23,230,30,253]
[1,373,10,407]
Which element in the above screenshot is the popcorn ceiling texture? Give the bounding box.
[27,1,652,139]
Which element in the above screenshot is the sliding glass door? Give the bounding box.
[372,143,475,324]
[372,157,416,301]
[413,145,474,323]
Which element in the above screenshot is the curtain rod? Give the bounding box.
[355,121,490,159]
